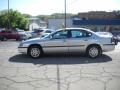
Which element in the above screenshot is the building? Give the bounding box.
[29,18,47,31]
[77,11,119,19]
[73,19,120,32]
[73,11,120,32]
[47,18,120,32]
[47,11,120,31]
[48,18,73,29]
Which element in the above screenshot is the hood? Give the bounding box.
[22,37,45,43]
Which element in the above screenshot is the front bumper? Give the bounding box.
[18,47,28,54]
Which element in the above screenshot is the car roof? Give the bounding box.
[57,28,94,33]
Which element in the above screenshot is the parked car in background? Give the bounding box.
[0,28,5,32]
[111,31,120,36]
[17,30,32,40]
[25,31,32,39]
[42,29,55,37]
[117,34,120,41]
[31,28,54,38]
[0,29,4,40]
[31,29,43,38]
[18,28,115,59]
[0,30,21,41]
[111,31,120,44]
[0,28,32,41]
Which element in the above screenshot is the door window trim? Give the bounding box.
[51,30,70,39]
[70,29,92,38]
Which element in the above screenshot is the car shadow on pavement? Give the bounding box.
[9,54,112,65]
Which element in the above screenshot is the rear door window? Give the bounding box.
[71,30,92,38]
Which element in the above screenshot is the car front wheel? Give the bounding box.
[28,46,42,58]
[1,37,7,41]
[87,46,101,58]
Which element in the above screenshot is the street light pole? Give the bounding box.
[64,0,66,28]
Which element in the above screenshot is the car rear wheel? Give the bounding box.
[28,46,42,58]
[87,46,101,58]
[16,38,21,41]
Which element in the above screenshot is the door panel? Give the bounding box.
[43,30,69,53]
[67,38,88,53]
[43,39,68,53]
[68,30,90,53]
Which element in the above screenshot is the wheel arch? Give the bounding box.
[27,44,43,54]
[86,44,102,53]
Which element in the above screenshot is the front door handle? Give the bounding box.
[84,39,88,41]
[63,39,66,42]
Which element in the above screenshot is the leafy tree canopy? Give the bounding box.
[0,9,29,30]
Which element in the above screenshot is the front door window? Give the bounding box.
[52,30,68,39]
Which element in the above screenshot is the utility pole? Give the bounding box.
[8,0,9,12]
[64,0,66,28]
[8,0,10,30]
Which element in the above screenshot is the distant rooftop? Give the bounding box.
[76,11,120,19]
[73,19,120,25]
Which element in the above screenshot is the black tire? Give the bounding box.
[115,40,118,45]
[1,36,7,41]
[87,45,102,59]
[0,36,2,41]
[28,45,43,58]
[16,38,21,41]
[16,39,19,41]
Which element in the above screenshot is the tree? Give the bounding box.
[36,15,50,21]
[23,14,32,18]
[36,13,75,21]
[0,9,29,30]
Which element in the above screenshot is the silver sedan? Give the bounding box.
[18,28,115,58]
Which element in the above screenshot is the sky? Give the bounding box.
[0,0,120,16]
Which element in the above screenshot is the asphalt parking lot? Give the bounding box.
[0,40,120,90]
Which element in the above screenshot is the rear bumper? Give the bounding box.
[102,44,115,52]
[18,47,27,54]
